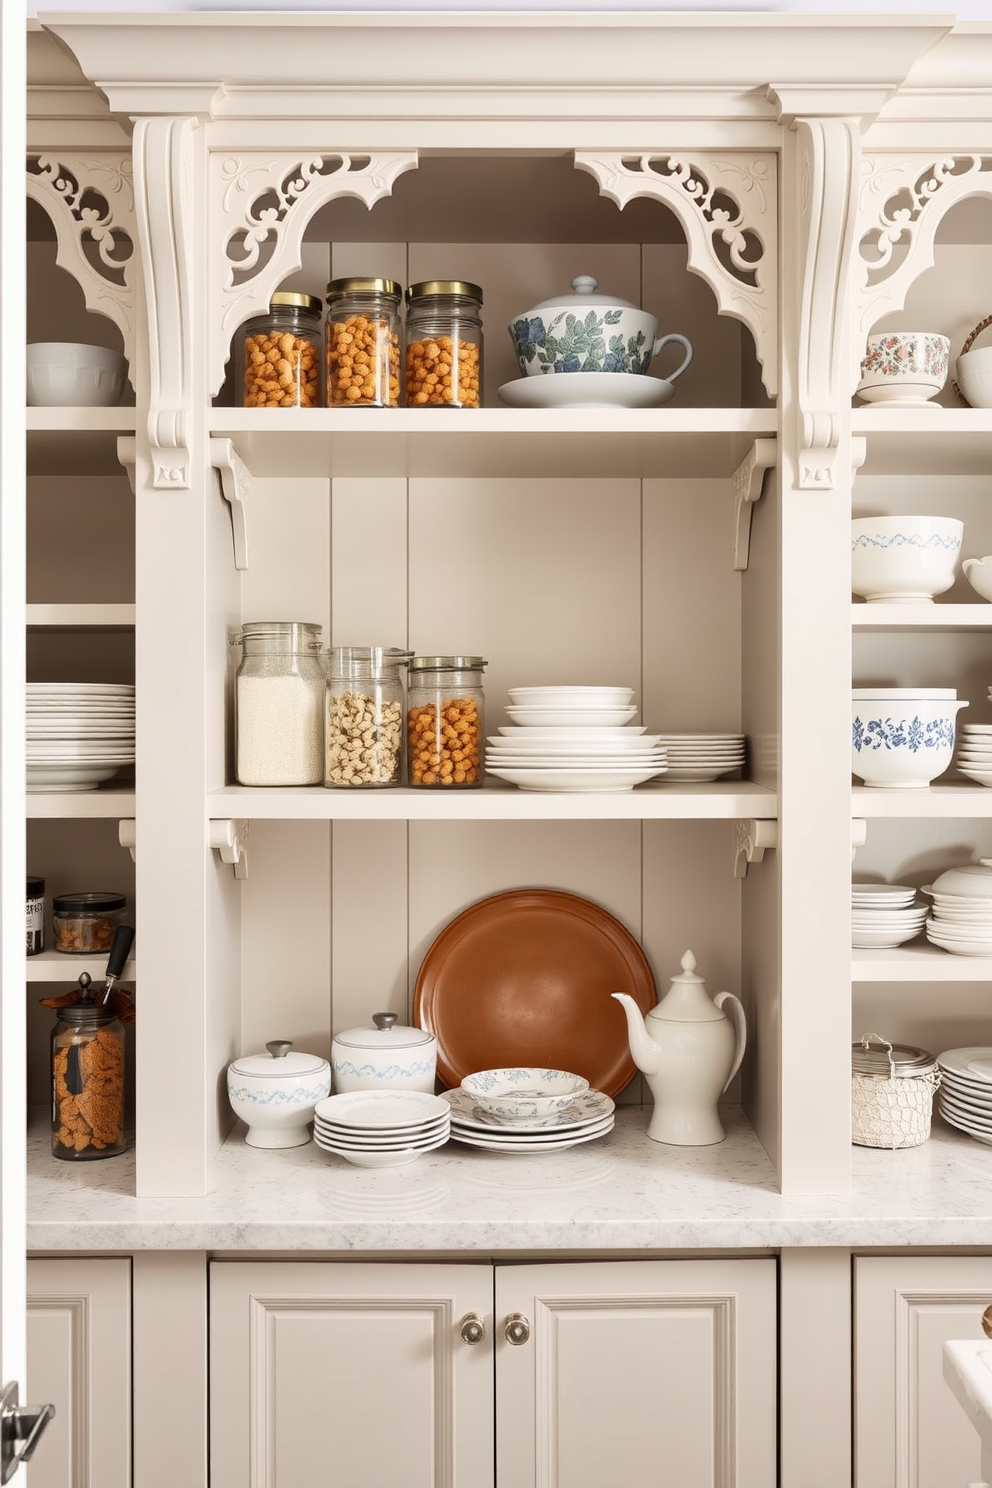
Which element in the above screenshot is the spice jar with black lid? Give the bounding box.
[52,891,126,955]
[325,278,402,407]
[51,992,125,1160]
[404,281,483,408]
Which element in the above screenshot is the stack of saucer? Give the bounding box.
[851,882,928,948]
[27,682,135,792]
[488,684,666,792]
[654,733,746,782]
[442,1087,615,1154]
[312,1090,450,1168]
[936,1047,992,1145]
[955,723,992,786]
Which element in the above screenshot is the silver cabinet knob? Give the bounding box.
[504,1312,531,1346]
[460,1313,486,1345]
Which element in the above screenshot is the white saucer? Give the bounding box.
[497,372,676,410]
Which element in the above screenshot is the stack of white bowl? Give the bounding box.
[935,1047,992,1145]
[312,1089,450,1168]
[851,882,927,948]
[443,1067,615,1154]
[957,722,992,786]
[654,732,745,782]
[923,861,992,956]
[487,685,667,792]
[27,682,135,792]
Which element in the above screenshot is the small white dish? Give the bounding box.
[314,1089,450,1131]
[497,372,676,409]
[856,382,944,407]
[442,1087,614,1134]
[447,1121,614,1154]
[506,686,634,707]
[504,705,638,727]
[460,1067,590,1121]
[496,725,647,740]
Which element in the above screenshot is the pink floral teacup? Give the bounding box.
[857,331,950,406]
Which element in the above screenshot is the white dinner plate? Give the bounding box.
[26,765,126,791]
[442,1087,614,1134]
[314,1132,450,1167]
[448,1120,615,1153]
[485,754,668,769]
[487,734,661,754]
[936,1106,992,1146]
[447,1113,615,1147]
[937,1048,992,1085]
[313,1124,449,1150]
[662,766,743,782]
[938,1091,992,1125]
[497,372,676,409]
[313,1089,450,1130]
[486,765,666,791]
[496,726,647,740]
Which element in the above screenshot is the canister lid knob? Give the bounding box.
[372,1013,398,1031]
[265,1040,293,1060]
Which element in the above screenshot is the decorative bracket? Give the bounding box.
[211,150,418,395]
[732,437,777,571]
[209,818,249,880]
[574,150,778,397]
[210,438,250,570]
[734,819,778,879]
[116,436,136,495]
[26,153,137,376]
[118,819,136,863]
[851,818,867,862]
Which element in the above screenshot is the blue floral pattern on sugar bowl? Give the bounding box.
[851,689,966,789]
[852,716,956,754]
[508,276,693,383]
[227,1040,331,1149]
[331,1011,438,1094]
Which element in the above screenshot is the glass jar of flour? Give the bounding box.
[231,622,325,785]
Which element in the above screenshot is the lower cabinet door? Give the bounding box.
[855,1254,992,1488]
[209,1260,494,1488]
[26,1256,132,1488]
[494,1257,777,1488]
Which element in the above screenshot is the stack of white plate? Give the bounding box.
[488,685,667,792]
[924,865,992,956]
[27,682,135,792]
[936,1047,992,1145]
[312,1090,451,1168]
[851,882,927,948]
[956,723,992,786]
[442,1087,615,1154]
[654,733,746,782]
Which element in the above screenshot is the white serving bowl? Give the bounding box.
[26,342,128,408]
[856,331,949,405]
[851,688,966,788]
[956,344,992,409]
[227,1040,331,1148]
[851,515,963,603]
[504,704,638,728]
[926,861,992,898]
[506,686,634,707]
[460,1067,590,1122]
[330,1012,437,1095]
[962,556,992,602]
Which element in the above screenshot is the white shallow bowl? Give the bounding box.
[460,1067,590,1122]
[956,345,992,409]
[26,342,128,408]
[506,686,634,707]
[504,705,638,728]
[926,862,992,898]
[851,515,963,603]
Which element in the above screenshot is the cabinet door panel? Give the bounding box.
[209,1261,493,1488]
[855,1255,992,1488]
[495,1258,776,1488]
[26,1257,132,1488]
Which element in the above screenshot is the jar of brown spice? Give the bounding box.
[51,999,126,1160]
[52,891,126,954]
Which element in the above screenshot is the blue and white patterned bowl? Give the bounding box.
[460,1067,590,1122]
[852,688,967,789]
[851,515,963,603]
[227,1041,331,1149]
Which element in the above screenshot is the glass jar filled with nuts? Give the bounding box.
[404,281,483,408]
[325,647,413,788]
[51,999,126,1161]
[325,278,402,407]
[242,291,322,408]
[407,656,487,788]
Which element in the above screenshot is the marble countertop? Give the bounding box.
[25,1106,992,1253]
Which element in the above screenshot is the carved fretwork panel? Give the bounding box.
[574,151,778,396]
[26,153,137,372]
[857,154,992,344]
[210,151,418,395]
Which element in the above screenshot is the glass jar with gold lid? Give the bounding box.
[242,291,322,408]
[325,278,402,408]
[404,281,483,408]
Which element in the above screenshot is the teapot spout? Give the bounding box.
[611,992,662,1077]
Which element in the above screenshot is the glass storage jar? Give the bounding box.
[52,1000,126,1160]
[325,647,412,788]
[242,291,322,408]
[52,891,125,954]
[325,277,402,407]
[407,656,487,787]
[404,281,483,408]
[232,621,325,786]
[27,875,44,956]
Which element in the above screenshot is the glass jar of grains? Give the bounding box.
[325,647,412,788]
[407,656,487,787]
[52,999,126,1160]
[232,622,325,786]
[404,281,483,408]
[242,291,322,408]
[52,891,126,954]
[325,278,402,407]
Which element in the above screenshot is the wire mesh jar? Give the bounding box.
[325,278,402,407]
[851,1034,939,1149]
[407,656,487,787]
[52,1001,126,1160]
[232,622,325,786]
[404,281,483,408]
[325,647,412,788]
[242,292,322,408]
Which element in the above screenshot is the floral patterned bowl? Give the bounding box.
[508,276,693,381]
[857,332,950,406]
[460,1067,590,1122]
[851,514,963,604]
[852,688,966,789]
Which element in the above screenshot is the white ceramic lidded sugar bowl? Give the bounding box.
[331,1012,438,1094]
[227,1040,331,1148]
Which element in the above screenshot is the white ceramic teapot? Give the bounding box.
[612,950,746,1145]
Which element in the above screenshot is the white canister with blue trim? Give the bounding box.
[332,1013,437,1094]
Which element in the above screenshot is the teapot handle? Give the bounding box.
[713,991,747,1093]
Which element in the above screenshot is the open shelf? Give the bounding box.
[27,604,135,629]
[852,941,992,981]
[852,784,992,817]
[851,603,992,631]
[852,408,992,475]
[26,790,135,820]
[26,949,136,984]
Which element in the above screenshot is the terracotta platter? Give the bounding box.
[413,888,657,1097]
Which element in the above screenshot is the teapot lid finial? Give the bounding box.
[681,949,697,977]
